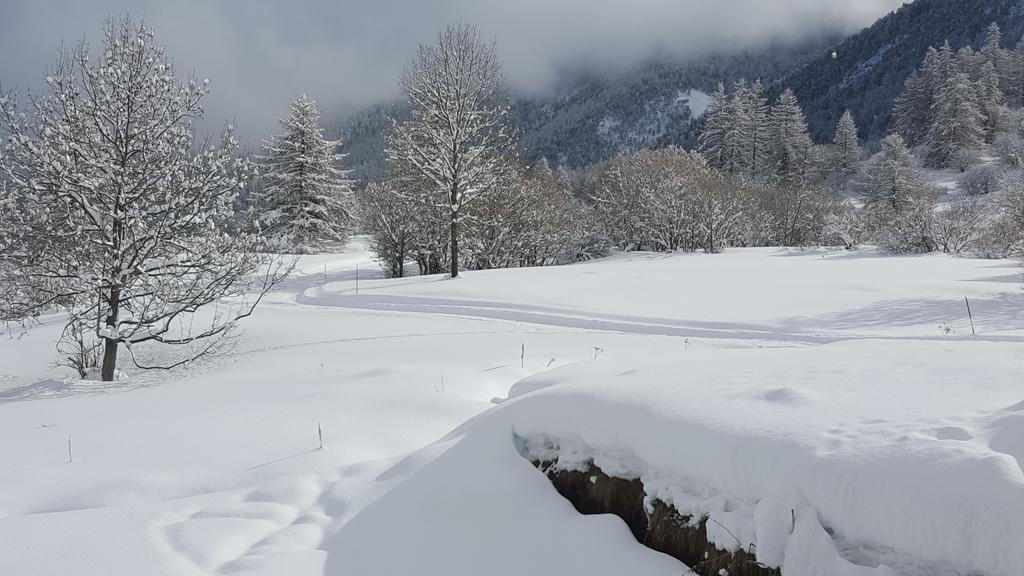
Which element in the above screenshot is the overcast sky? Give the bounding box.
[0,0,906,142]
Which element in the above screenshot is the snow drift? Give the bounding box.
[505,340,1024,576]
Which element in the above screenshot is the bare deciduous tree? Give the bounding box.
[386,23,515,278]
[0,18,290,381]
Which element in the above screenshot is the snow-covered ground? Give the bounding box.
[1,238,1022,575]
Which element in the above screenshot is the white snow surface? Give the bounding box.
[2,238,1023,575]
[510,341,1024,576]
[302,246,1024,340]
[682,89,712,118]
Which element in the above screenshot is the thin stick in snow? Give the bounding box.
[318,422,323,450]
[67,435,73,463]
[521,342,525,368]
[965,297,976,336]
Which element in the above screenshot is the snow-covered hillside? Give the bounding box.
[1,239,1022,575]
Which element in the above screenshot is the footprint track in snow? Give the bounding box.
[154,475,330,575]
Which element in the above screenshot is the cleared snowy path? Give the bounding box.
[298,291,1024,345]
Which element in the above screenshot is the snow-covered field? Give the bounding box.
[1,239,1022,575]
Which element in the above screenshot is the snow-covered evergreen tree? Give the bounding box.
[893,29,1021,167]
[976,60,1005,143]
[743,80,771,179]
[892,48,941,146]
[767,89,814,183]
[983,22,1003,61]
[0,18,289,381]
[1013,40,1024,107]
[862,134,928,211]
[700,79,775,182]
[981,23,1014,98]
[699,83,729,170]
[926,70,985,168]
[255,94,355,253]
[533,157,554,177]
[722,79,753,177]
[386,23,515,278]
[859,133,935,253]
[830,110,861,181]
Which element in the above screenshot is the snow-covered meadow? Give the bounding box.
[1,239,1023,575]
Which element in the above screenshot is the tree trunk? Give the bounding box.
[101,337,119,382]
[450,210,460,278]
[397,240,406,278]
[100,287,120,382]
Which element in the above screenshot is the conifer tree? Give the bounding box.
[862,134,928,211]
[255,94,355,253]
[983,22,1003,58]
[981,23,1013,97]
[831,110,861,182]
[892,69,933,146]
[926,70,985,167]
[976,60,1004,143]
[1013,39,1024,107]
[743,80,771,179]
[533,157,554,177]
[699,83,729,170]
[767,89,814,183]
[722,79,752,177]
[862,135,936,253]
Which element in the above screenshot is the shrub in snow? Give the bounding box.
[596,147,741,253]
[55,317,103,379]
[958,164,1005,195]
[974,175,1024,258]
[952,147,981,172]
[748,182,840,247]
[824,203,870,250]
[465,168,604,269]
[993,110,1024,168]
[362,165,608,276]
[872,199,937,254]
[360,182,418,278]
[993,131,1024,168]
[933,197,984,254]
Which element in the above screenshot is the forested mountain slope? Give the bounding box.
[784,0,1024,143]
[335,0,1024,181]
